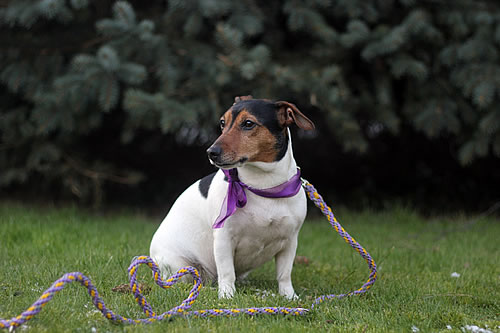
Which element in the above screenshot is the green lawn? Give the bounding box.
[0,202,499,332]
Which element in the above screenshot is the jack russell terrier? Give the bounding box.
[150,96,315,299]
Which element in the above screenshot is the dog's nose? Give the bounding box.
[207,145,222,161]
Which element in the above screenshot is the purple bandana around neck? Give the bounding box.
[212,168,302,229]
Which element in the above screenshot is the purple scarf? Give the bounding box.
[213,168,302,229]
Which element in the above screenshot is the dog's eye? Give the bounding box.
[242,120,256,130]
[220,119,225,130]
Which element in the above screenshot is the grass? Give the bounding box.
[0,202,499,332]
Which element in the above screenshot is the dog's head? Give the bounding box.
[207,96,315,169]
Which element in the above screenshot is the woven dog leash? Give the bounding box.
[0,179,377,330]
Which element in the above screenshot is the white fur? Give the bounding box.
[150,134,306,299]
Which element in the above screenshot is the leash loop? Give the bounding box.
[0,180,377,330]
[301,179,377,307]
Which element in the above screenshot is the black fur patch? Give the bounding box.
[198,172,216,198]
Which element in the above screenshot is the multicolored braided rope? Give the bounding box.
[0,179,377,330]
[302,179,377,307]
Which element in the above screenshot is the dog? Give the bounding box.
[150,96,315,299]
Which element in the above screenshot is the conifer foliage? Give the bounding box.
[1,0,499,205]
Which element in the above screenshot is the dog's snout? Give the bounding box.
[207,145,222,160]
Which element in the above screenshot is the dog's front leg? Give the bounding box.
[275,236,299,300]
[213,230,236,298]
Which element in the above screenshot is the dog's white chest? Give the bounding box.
[222,192,306,274]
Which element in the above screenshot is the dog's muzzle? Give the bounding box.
[206,145,247,168]
[206,145,222,165]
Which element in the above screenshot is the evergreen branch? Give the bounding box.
[63,154,144,185]
[0,34,111,54]
[81,36,112,50]
[217,54,234,67]
[419,0,500,11]
[0,141,26,150]
[1,0,499,208]
[435,78,477,122]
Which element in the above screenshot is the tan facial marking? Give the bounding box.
[246,125,280,163]
[221,111,232,131]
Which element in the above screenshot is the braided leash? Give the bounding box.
[0,179,377,330]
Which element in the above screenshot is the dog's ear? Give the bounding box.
[276,101,315,130]
[234,95,253,104]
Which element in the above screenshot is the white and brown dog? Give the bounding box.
[150,96,315,299]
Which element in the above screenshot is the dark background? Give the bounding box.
[1,0,499,214]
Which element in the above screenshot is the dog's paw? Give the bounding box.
[279,287,299,300]
[218,284,235,299]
